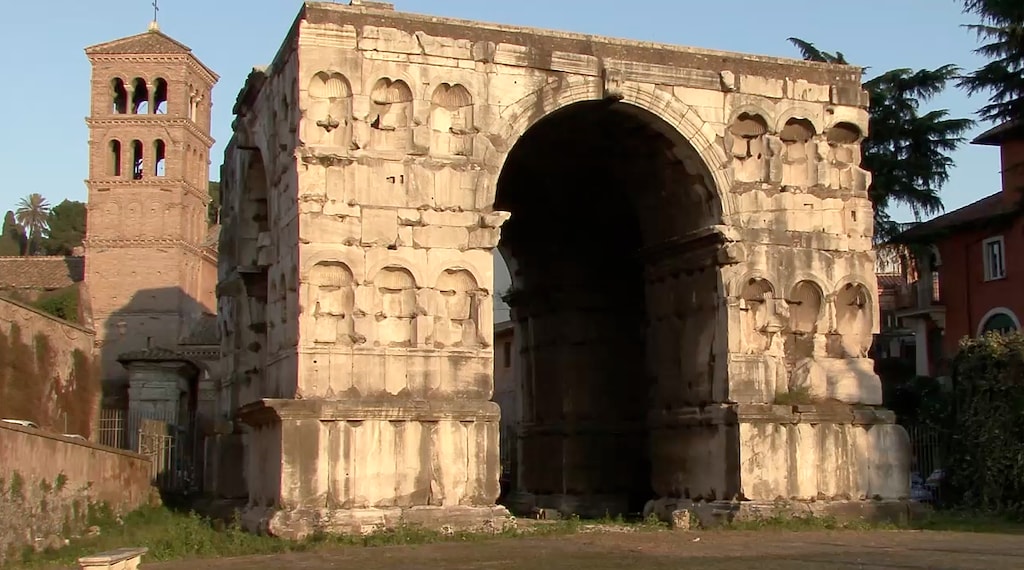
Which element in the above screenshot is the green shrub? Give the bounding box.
[945,332,1024,514]
[33,287,79,323]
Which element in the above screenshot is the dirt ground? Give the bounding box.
[148,529,1024,570]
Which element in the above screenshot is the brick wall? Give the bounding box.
[0,422,153,563]
[0,297,99,437]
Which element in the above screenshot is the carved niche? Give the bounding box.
[787,280,825,360]
[778,118,819,188]
[727,112,771,183]
[309,261,357,346]
[429,83,476,157]
[833,282,873,358]
[373,267,418,346]
[739,277,780,353]
[826,122,868,192]
[435,269,484,348]
[369,78,414,152]
[305,72,353,148]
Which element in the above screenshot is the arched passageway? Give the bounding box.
[496,100,722,516]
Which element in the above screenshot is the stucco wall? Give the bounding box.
[0,423,153,563]
[0,297,99,438]
[936,216,1024,355]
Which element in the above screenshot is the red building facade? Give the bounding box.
[892,121,1024,377]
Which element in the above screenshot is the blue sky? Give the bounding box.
[0,0,999,219]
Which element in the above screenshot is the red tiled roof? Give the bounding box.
[892,192,1015,243]
[973,120,1024,146]
[0,256,84,290]
[85,29,193,55]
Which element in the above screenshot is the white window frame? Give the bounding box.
[983,236,1007,281]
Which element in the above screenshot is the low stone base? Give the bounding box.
[241,504,515,539]
[644,498,929,528]
[506,491,632,519]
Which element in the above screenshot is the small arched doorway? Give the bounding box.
[495,99,724,517]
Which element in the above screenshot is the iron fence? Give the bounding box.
[499,424,517,477]
[904,423,946,505]
[98,407,203,495]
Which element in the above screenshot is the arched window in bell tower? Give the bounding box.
[111,79,128,114]
[131,78,149,114]
[131,140,144,180]
[109,140,122,176]
[154,78,168,114]
[154,140,166,177]
[187,84,197,121]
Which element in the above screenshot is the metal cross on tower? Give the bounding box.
[152,0,159,24]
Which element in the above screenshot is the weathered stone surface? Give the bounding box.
[214,1,902,534]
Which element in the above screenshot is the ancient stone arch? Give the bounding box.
[216,2,907,539]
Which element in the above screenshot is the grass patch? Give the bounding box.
[15,505,1024,568]
[773,387,814,405]
[10,506,585,569]
[726,514,896,532]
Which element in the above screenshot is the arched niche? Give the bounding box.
[825,122,865,192]
[834,281,873,357]
[373,266,418,346]
[309,261,356,346]
[369,78,414,151]
[778,118,818,187]
[727,112,770,183]
[429,83,475,157]
[305,71,353,148]
[435,268,482,348]
[788,280,824,334]
[739,276,777,353]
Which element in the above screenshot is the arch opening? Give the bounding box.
[495,100,723,517]
[109,140,122,177]
[111,78,128,114]
[131,140,144,180]
[131,78,149,114]
[154,139,167,177]
[154,78,168,114]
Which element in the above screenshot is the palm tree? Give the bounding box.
[787,39,974,243]
[959,0,1024,124]
[15,193,51,256]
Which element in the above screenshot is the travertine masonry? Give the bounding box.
[217,1,908,536]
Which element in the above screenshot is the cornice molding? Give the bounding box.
[85,178,212,204]
[85,117,215,147]
[85,237,212,257]
[87,54,217,86]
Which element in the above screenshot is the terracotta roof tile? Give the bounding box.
[0,256,84,290]
[893,193,1016,243]
[85,30,193,55]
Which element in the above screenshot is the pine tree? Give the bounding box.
[959,0,1024,124]
[0,211,27,256]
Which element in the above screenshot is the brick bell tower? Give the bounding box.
[83,19,219,400]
